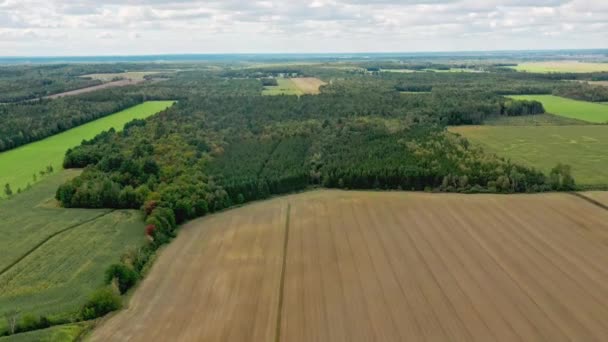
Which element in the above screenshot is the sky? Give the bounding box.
[0,0,607,56]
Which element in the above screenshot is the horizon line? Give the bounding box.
[1,48,608,59]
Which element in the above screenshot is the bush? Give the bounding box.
[80,287,122,320]
[105,264,139,294]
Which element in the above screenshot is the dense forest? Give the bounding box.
[54,66,582,254]
[4,62,605,153]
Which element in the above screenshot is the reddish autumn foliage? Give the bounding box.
[145,224,156,236]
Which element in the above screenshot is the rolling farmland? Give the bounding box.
[0,171,145,333]
[91,190,608,342]
[0,101,173,197]
[449,125,608,186]
[508,95,608,123]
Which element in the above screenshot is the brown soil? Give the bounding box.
[90,190,608,342]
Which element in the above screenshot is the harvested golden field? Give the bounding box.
[291,77,326,94]
[91,190,608,342]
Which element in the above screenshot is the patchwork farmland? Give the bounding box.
[91,190,608,342]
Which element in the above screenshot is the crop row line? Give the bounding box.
[569,192,608,212]
[0,210,115,277]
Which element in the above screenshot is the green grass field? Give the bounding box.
[449,125,608,186]
[508,95,608,123]
[483,113,589,126]
[0,101,174,198]
[511,61,608,73]
[0,171,144,334]
[262,78,304,96]
[0,322,91,342]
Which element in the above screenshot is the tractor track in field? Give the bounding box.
[570,192,608,211]
[0,210,115,277]
[274,203,291,342]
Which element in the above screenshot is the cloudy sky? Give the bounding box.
[1,0,607,56]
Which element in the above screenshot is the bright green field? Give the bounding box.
[508,95,608,124]
[262,78,304,96]
[450,125,608,186]
[0,101,174,198]
[0,171,145,334]
[511,61,608,73]
[0,322,91,342]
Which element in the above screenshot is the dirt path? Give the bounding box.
[42,79,141,100]
[90,190,608,341]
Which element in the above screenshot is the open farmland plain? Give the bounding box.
[0,171,145,334]
[512,61,608,73]
[0,101,173,198]
[508,95,608,123]
[449,125,608,187]
[91,190,608,342]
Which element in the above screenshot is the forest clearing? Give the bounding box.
[90,190,608,342]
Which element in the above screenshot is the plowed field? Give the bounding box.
[91,190,608,342]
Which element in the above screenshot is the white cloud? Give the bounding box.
[0,0,606,55]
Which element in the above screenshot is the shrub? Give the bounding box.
[145,224,156,237]
[105,264,139,294]
[80,287,122,320]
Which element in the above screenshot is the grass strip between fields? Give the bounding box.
[274,203,291,342]
[0,210,114,278]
